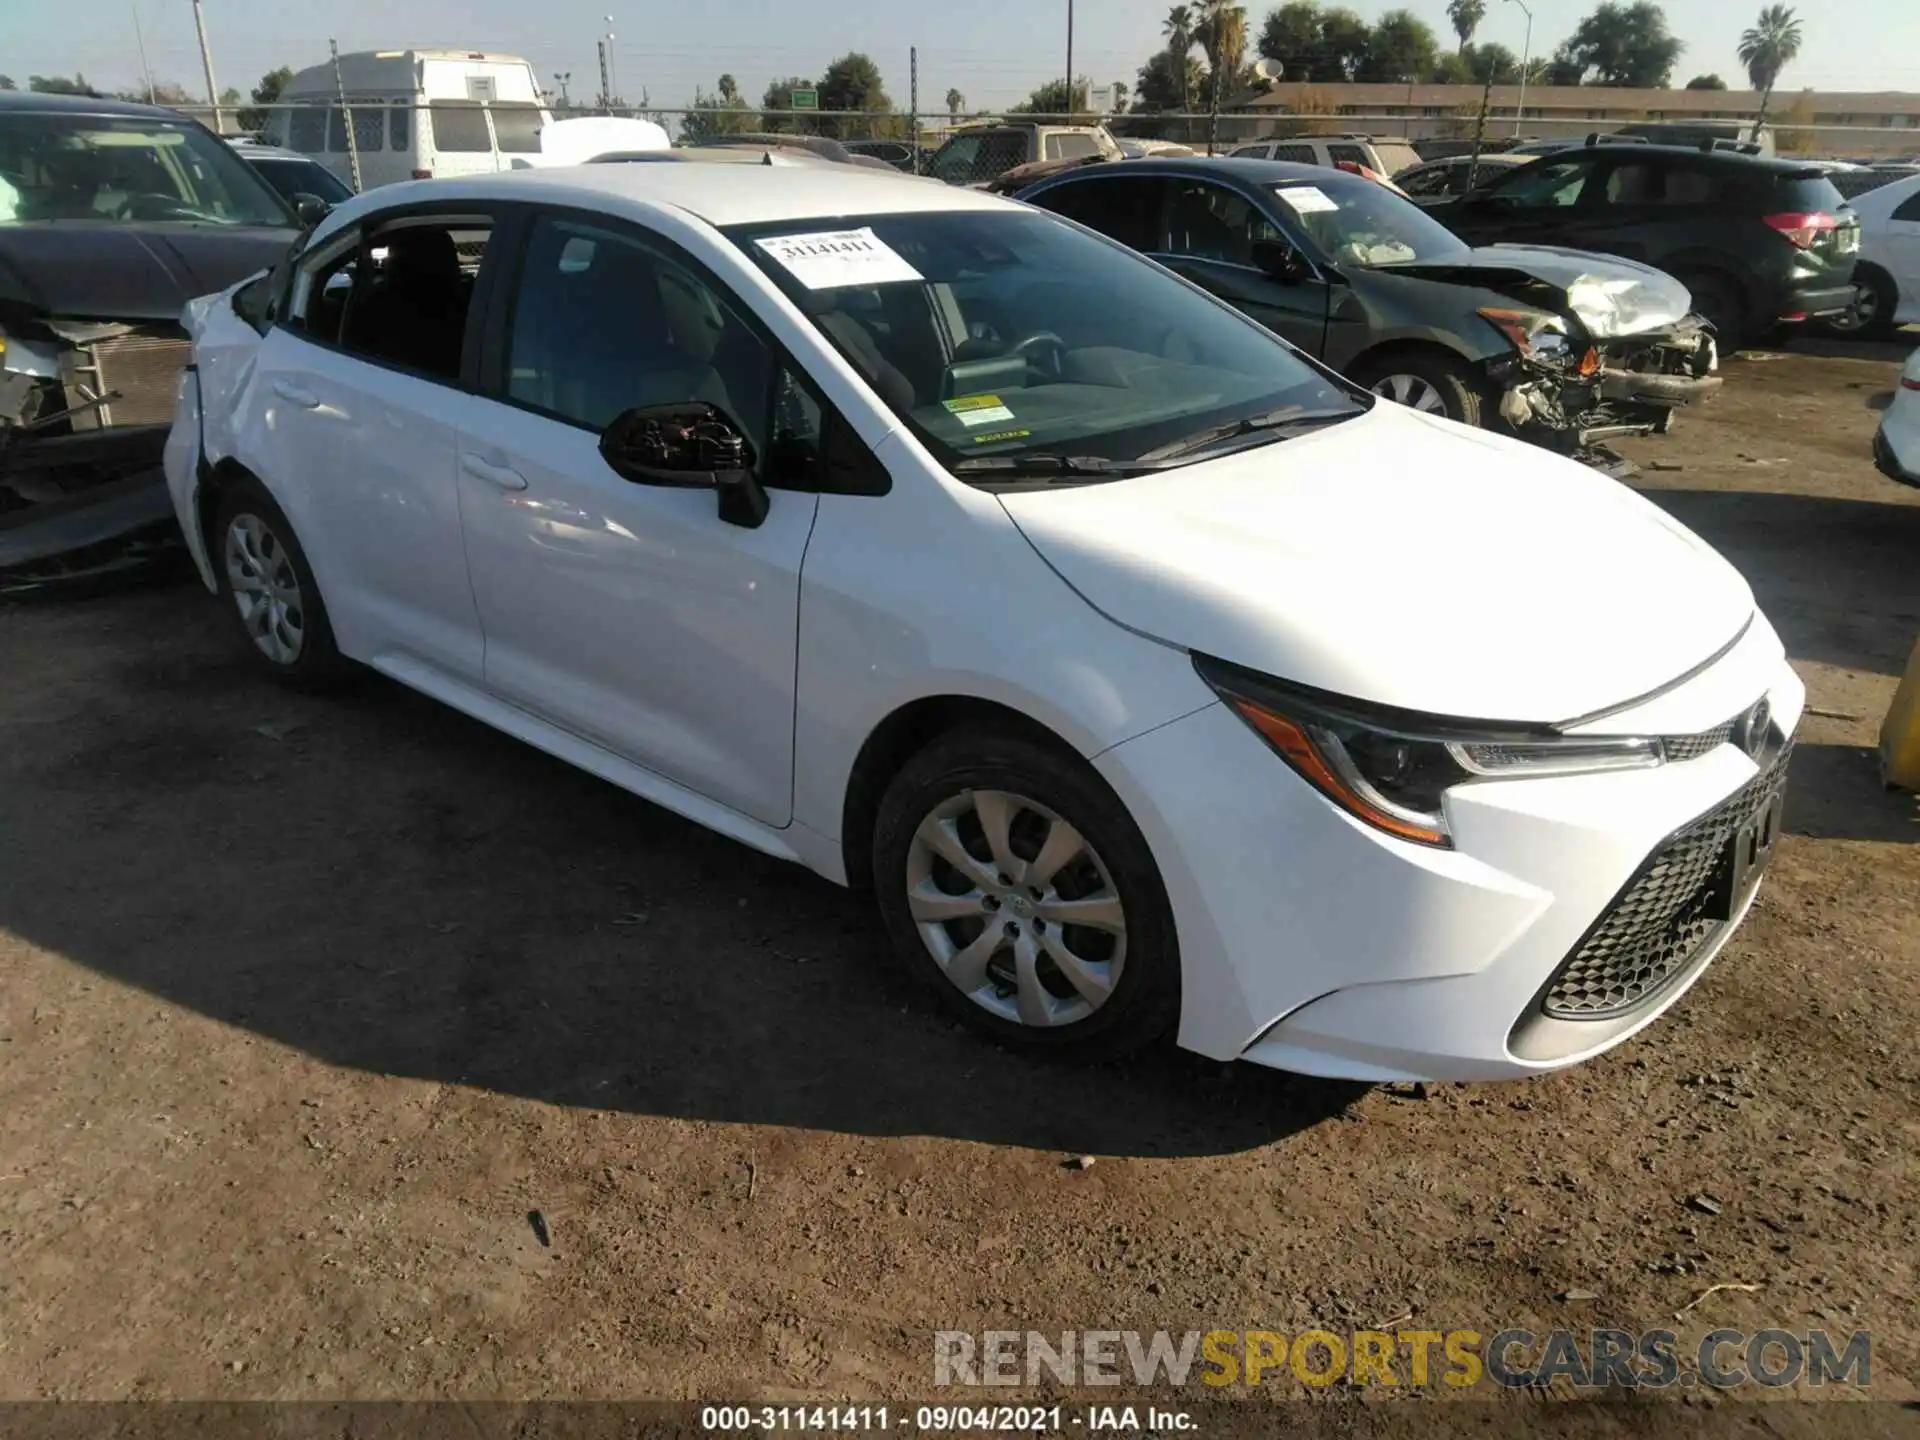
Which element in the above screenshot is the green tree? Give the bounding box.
[1013,78,1094,119]
[1685,72,1728,89]
[1163,5,1197,117]
[1470,41,1520,82]
[816,52,891,138]
[1132,48,1208,116]
[760,74,818,134]
[1446,0,1488,53]
[1557,2,1684,87]
[1317,8,1374,80]
[1738,4,1803,139]
[944,87,965,120]
[1358,9,1442,82]
[1195,0,1248,150]
[680,75,753,142]
[1257,0,1320,71]
[29,74,100,96]
[0,75,16,90]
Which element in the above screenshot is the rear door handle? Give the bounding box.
[460,453,529,492]
[270,379,320,408]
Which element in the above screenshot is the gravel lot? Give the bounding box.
[1,337,1916,1407]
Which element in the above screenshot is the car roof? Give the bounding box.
[229,142,315,162]
[314,162,1012,236]
[1519,142,1822,174]
[1026,155,1376,189]
[0,90,198,120]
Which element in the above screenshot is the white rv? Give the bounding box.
[266,50,553,189]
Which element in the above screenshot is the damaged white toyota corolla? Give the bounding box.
[164,165,1803,1081]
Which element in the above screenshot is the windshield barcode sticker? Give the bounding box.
[1274,185,1338,213]
[755,228,923,289]
[945,395,1017,427]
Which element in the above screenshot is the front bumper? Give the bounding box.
[1095,617,1804,1082]
[1500,320,1721,450]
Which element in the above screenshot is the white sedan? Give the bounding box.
[164,163,1803,1082]
[1826,171,1920,335]
[1874,346,1920,487]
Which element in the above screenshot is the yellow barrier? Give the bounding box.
[1882,635,1920,791]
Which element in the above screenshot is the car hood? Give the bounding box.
[998,403,1754,724]
[0,222,296,323]
[1378,244,1694,338]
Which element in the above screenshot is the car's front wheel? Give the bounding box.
[212,480,348,688]
[871,726,1180,1060]
[1354,350,1488,427]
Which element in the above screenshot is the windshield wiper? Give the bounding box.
[1134,405,1361,464]
[950,453,1167,480]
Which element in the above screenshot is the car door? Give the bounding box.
[1448,154,1603,247]
[1568,157,1719,265]
[248,206,499,679]
[1156,177,1332,356]
[453,208,821,827]
[1886,184,1920,318]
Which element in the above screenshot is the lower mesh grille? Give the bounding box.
[1541,744,1792,1019]
[86,333,191,427]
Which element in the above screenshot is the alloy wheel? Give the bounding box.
[1371,373,1448,415]
[224,513,306,666]
[1826,280,1880,334]
[904,788,1127,1028]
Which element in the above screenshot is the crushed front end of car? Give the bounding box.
[1479,267,1723,460]
[0,314,190,597]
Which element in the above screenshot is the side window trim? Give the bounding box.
[480,203,886,496]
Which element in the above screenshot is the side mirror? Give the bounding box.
[599,402,769,528]
[1251,238,1311,284]
[292,193,332,227]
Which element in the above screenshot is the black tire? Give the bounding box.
[1819,266,1897,340]
[1676,269,1749,352]
[210,478,350,690]
[870,725,1180,1061]
[1352,349,1489,428]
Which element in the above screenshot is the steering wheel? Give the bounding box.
[1007,330,1068,379]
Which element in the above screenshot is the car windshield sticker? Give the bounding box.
[754,228,923,289]
[971,429,1031,444]
[1274,185,1339,213]
[944,395,1017,427]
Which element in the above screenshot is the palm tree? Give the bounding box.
[1195,0,1247,154]
[1162,5,1195,134]
[1446,0,1487,54]
[945,87,964,121]
[1738,4,1803,141]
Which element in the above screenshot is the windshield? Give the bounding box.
[0,113,293,227]
[727,210,1361,475]
[1272,179,1470,268]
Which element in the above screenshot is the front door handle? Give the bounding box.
[460,453,529,492]
[270,379,320,408]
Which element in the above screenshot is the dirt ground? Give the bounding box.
[1,337,1916,1411]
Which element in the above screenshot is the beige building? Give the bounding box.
[1229,82,1920,157]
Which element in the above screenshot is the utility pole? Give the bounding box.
[191,0,224,131]
[909,47,919,169]
[130,3,156,104]
[604,15,619,111]
[1065,0,1074,119]
[596,40,611,112]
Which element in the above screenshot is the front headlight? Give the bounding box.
[1478,306,1569,361]
[1194,656,1664,848]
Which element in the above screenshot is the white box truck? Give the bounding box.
[265,50,554,188]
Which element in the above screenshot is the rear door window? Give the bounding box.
[1327,144,1368,168]
[1272,144,1317,164]
[390,104,410,150]
[289,105,326,153]
[491,102,543,154]
[430,102,492,153]
[1491,157,1597,208]
[1045,132,1101,161]
[1029,176,1170,253]
[1894,190,1920,222]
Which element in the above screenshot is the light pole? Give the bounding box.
[554,72,571,109]
[1065,0,1074,119]
[191,0,224,131]
[604,15,618,110]
[1506,0,1533,138]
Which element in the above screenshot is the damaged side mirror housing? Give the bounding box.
[292,193,332,227]
[1251,239,1311,285]
[598,402,769,529]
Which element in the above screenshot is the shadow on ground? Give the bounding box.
[1639,489,1920,677]
[1784,742,1920,844]
[0,589,1360,1159]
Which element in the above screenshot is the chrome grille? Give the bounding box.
[83,333,191,428]
[1541,744,1792,1019]
[1661,721,1736,763]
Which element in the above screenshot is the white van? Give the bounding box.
[266,50,553,189]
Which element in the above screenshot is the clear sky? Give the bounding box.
[5,0,1916,113]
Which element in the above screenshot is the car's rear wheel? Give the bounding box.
[1354,351,1487,427]
[212,481,348,688]
[870,727,1180,1060]
[1821,266,1896,339]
